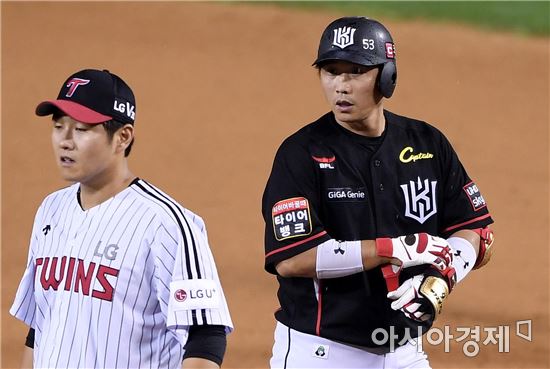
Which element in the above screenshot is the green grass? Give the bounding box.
[261,1,549,37]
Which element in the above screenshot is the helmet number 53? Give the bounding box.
[363,39,375,50]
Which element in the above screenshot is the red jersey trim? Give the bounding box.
[443,214,491,233]
[316,280,323,336]
[265,231,328,259]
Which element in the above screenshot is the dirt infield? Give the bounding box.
[2,3,548,368]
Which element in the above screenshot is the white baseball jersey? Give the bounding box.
[10,178,233,369]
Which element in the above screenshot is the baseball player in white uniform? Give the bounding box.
[10,69,233,368]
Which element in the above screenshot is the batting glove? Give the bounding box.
[388,267,456,322]
[376,233,453,271]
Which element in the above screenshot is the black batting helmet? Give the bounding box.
[313,16,397,98]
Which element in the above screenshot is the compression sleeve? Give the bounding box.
[182,325,227,366]
[25,327,35,348]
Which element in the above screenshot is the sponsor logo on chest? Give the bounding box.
[312,155,336,170]
[326,187,367,202]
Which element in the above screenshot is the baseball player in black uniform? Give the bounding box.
[262,17,494,368]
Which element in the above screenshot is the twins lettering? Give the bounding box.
[35,256,119,301]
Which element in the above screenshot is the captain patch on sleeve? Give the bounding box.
[272,197,312,241]
[463,182,487,211]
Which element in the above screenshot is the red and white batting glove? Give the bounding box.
[388,267,456,322]
[376,233,453,292]
[376,233,453,271]
[388,275,431,322]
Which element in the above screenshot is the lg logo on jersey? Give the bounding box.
[170,279,221,310]
[174,289,187,301]
[174,288,217,302]
[36,256,119,301]
[93,241,119,260]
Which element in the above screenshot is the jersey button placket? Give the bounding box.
[373,159,383,190]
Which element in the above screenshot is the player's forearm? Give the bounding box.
[275,240,391,278]
[446,227,496,286]
[361,240,394,269]
[21,346,33,369]
[449,229,480,255]
[182,357,220,369]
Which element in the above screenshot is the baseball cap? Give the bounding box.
[36,69,136,124]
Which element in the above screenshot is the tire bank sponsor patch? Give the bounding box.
[272,197,312,241]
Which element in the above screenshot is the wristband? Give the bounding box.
[316,239,363,279]
[447,237,476,283]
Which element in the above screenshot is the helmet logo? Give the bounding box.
[332,27,356,49]
[385,42,396,59]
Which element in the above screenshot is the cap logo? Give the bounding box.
[113,99,136,120]
[332,27,356,49]
[65,78,90,97]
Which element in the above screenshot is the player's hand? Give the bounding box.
[388,269,453,322]
[388,274,432,321]
[375,233,453,271]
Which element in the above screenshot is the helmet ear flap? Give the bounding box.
[378,62,397,98]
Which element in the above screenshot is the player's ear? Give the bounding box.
[115,124,134,154]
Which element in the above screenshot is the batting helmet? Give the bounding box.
[313,16,397,98]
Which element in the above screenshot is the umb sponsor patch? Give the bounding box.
[272,197,312,241]
[169,279,220,311]
[463,182,487,211]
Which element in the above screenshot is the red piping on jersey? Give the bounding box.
[312,155,336,163]
[265,231,328,258]
[316,280,322,336]
[443,214,491,233]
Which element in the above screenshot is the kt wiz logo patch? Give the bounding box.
[463,181,486,211]
[401,177,438,224]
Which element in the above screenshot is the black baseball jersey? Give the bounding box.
[262,110,493,348]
